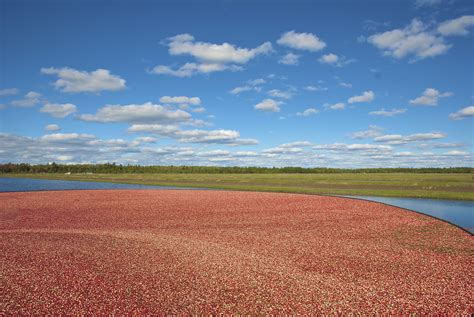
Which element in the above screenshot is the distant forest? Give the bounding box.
[0,163,472,174]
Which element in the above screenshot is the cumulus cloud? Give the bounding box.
[367,19,450,61]
[438,15,474,36]
[374,132,446,145]
[339,82,352,88]
[40,103,77,118]
[150,63,242,77]
[279,141,313,148]
[45,124,61,131]
[449,105,474,120]
[263,146,304,154]
[0,88,19,96]
[248,78,266,86]
[348,90,375,103]
[267,89,294,99]
[41,67,126,93]
[313,143,392,152]
[254,99,281,112]
[128,124,258,146]
[167,33,273,64]
[296,108,318,116]
[229,78,266,95]
[1,132,471,168]
[159,96,201,106]
[279,53,300,65]
[350,126,384,139]
[151,34,272,77]
[229,86,253,94]
[415,0,442,7]
[444,150,469,156]
[77,102,192,124]
[277,31,326,51]
[305,85,328,92]
[40,133,95,143]
[11,91,41,107]
[409,88,452,106]
[369,108,407,116]
[318,53,354,67]
[325,102,345,110]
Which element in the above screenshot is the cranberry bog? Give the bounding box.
[1,190,472,314]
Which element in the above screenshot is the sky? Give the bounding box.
[0,0,473,167]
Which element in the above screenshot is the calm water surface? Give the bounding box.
[0,177,189,192]
[345,195,473,234]
[1,178,472,234]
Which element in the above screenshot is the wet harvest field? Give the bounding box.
[1,190,472,314]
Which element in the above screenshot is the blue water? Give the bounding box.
[344,195,473,234]
[0,177,188,192]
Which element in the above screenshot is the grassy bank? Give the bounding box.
[3,172,474,200]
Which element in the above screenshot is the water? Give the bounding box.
[0,177,188,192]
[345,195,473,234]
[1,178,472,234]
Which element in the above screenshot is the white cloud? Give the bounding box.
[325,102,345,110]
[279,53,300,65]
[167,33,272,64]
[339,82,352,88]
[449,105,474,120]
[415,0,442,7]
[159,96,201,106]
[40,103,77,118]
[409,88,452,106]
[176,129,258,145]
[305,85,328,92]
[319,53,339,64]
[0,88,19,96]
[56,155,74,161]
[40,133,95,143]
[374,132,446,145]
[150,63,242,77]
[438,15,474,36]
[41,67,126,93]
[313,143,392,152]
[134,136,157,143]
[248,78,266,86]
[444,150,469,156]
[229,78,265,94]
[77,102,192,124]
[350,126,384,139]
[277,31,326,51]
[369,108,407,117]
[318,53,354,67]
[279,141,313,148]
[368,19,450,61]
[11,91,41,107]
[45,124,61,131]
[0,104,5,110]
[254,99,281,112]
[152,34,272,77]
[1,132,471,168]
[296,108,318,116]
[229,86,253,94]
[267,89,294,99]
[191,107,206,113]
[348,90,375,103]
[128,124,258,146]
[263,146,305,154]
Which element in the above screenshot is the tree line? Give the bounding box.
[0,163,472,174]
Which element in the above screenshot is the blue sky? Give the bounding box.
[0,0,473,167]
